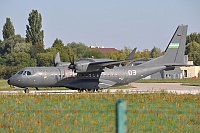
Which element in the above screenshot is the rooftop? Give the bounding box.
[90,46,118,54]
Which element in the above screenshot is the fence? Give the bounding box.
[0,99,199,132]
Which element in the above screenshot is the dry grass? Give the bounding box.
[0,93,199,132]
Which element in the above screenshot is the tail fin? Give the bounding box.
[140,25,188,66]
[163,25,188,65]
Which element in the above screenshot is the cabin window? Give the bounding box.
[23,71,27,75]
[27,71,31,75]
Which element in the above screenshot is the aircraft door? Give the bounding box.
[57,67,66,81]
[117,68,126,84]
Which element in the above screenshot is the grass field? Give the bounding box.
[0,93,199,132]
[0,79,200,132]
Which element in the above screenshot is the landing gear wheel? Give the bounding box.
[24,88,29,93]
[78,89,82,93]
[86,89,93,93]
[35,87,39,90]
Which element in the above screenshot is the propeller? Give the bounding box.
[68,55,76,72]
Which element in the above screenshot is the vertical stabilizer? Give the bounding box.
[162,25,188,65]
[140,25,188,66]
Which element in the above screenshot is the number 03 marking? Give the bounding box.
[128,70,137,76]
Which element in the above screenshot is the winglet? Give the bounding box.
[54,52,60,66]
[125,47,137,60]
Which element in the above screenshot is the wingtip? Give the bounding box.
[125,47,137,60]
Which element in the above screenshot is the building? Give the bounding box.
[90,46,118,54]
[180,66,200,78]
[129,55,199,79]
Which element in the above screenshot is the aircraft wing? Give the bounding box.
[74,47,137,72]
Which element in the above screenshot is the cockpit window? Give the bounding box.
[23,71,32,76]
[17,71,24,74]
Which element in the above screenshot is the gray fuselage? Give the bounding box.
[8,65,166,90]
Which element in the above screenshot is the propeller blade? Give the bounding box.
[72,55,74,65]
[68,55,76,70]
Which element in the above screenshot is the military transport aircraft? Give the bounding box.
[8,25,188,93]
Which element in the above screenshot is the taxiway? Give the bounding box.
[1,83,200,95]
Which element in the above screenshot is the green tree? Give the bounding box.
[67,42,89,58]
[105,52,119,60]
[133,49,151,59]
[185,41,200,65]
[186,33,200,44]
[52,38,64,48]
[0,57,6,65]
[0,35,31,55]
[26,10,44,46]
[2,18,15,40]
[26,10,44,57]
[29,44,45,58]
[46,45,74,62]
[133,51,142,59]
[150,46,163,58]
[83,49,104,58]
[36,52,54,66]
[0,39,2,55]
[6,52,36,67]
[0,65,22,79]
[122,46,132,57]
[140,49,150,58]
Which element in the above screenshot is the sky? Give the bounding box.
[0,0,200,51]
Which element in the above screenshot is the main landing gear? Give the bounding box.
[24,88,29,93]
[77,89,101,93]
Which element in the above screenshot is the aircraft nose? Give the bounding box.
[7,79,11,85]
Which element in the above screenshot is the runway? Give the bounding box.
[130,83,200,95]
[1,83,200,95]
